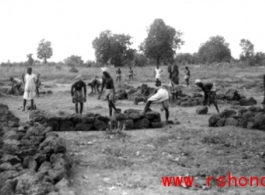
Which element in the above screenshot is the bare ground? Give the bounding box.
[1,72,265,194]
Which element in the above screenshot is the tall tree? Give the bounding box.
[64,55,84,67]
[92,31,135,67]
[27,54,34,66]
[37,39,53,64]
[140,19,184,68]
[239,39,254,60]
[198,36,231,64]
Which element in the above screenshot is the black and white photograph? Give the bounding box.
[1,0,265,194]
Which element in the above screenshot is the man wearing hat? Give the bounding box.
[71,75,87,114]
[195,79,219,113]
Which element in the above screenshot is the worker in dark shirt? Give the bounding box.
[184,67,190,87]
[71,75,87,114]
[98,71,118,116]
[195,79,220,113]
[116,68,121,82]
[168,65,172,79]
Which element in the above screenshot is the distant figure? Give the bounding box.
[167,65,172,79]
[35,73,41,97]
[10,77,23,94]
[170,65,180,100]
[116,68,121,82]
[195,79,220,113]
[71,75,87,114]
[142,85,171,124]
[88,76,102,94]
[184,67,190,87]
[22,67,39,111]
[128,67,134,82]
[154,67,163,87]
[98,71,118,116]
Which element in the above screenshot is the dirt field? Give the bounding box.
[1,65,265,194]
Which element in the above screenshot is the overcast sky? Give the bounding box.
[0,0,264,63]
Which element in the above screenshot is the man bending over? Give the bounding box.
[195,79,220,113]
[142,84,171,124]
[71,75,87,114]
[10,77,23,94]
[98,71,118,116]
[88,76,102,94]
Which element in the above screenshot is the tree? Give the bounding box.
[140,19,184,68]
[27,54,34,66]
[37,39,53,64]
[134,52,148,67]
[239,39,254,60]
[64,55,84,67]
[92,31,135,67]
[198,36,231,64]
[175,53,195,64]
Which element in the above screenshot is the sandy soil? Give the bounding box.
[1,76,265,195]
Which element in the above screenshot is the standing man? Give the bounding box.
[128,67,134,83]
[71,75,87,115]
[142,84,171,124]
[22,67,39,111]
[98,71,118,117]
[116,68,122,82]
[154,67,163,87]
[10,77,23,95]
[195,79,220,113]
[35,73,41,97]
[167,64,172,79]
[170,65,180,100]
[184,66,190,87]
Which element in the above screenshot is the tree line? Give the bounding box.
[2,18,265,67]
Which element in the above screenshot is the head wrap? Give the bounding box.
[101,67,109,72]
[75,75,82,81]
[195,79,202,84]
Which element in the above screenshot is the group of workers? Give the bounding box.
[11,65,219,124]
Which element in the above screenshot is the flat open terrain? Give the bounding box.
[1,64,265,194]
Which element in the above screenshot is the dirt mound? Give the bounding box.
[29,109,164,131]
[0,104,72,195]
[216,88,257,106]
[208,106,265,131]
[69,67,78,73]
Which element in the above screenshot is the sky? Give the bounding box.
[0,0,265,63]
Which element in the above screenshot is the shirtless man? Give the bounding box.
[71,75,87,114]
[88,76,102,94]
[195,79,220,113]
[116,68,121,82]
[10,77,23,94]
[98,71,118,117]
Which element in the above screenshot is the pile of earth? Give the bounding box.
[0,104,72,195]
[216,88,257,106]
[0,87,53,96]
[208,106,265,131]
[29,108,163,131]
[114,84,156,104]
[174,93,203,107]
